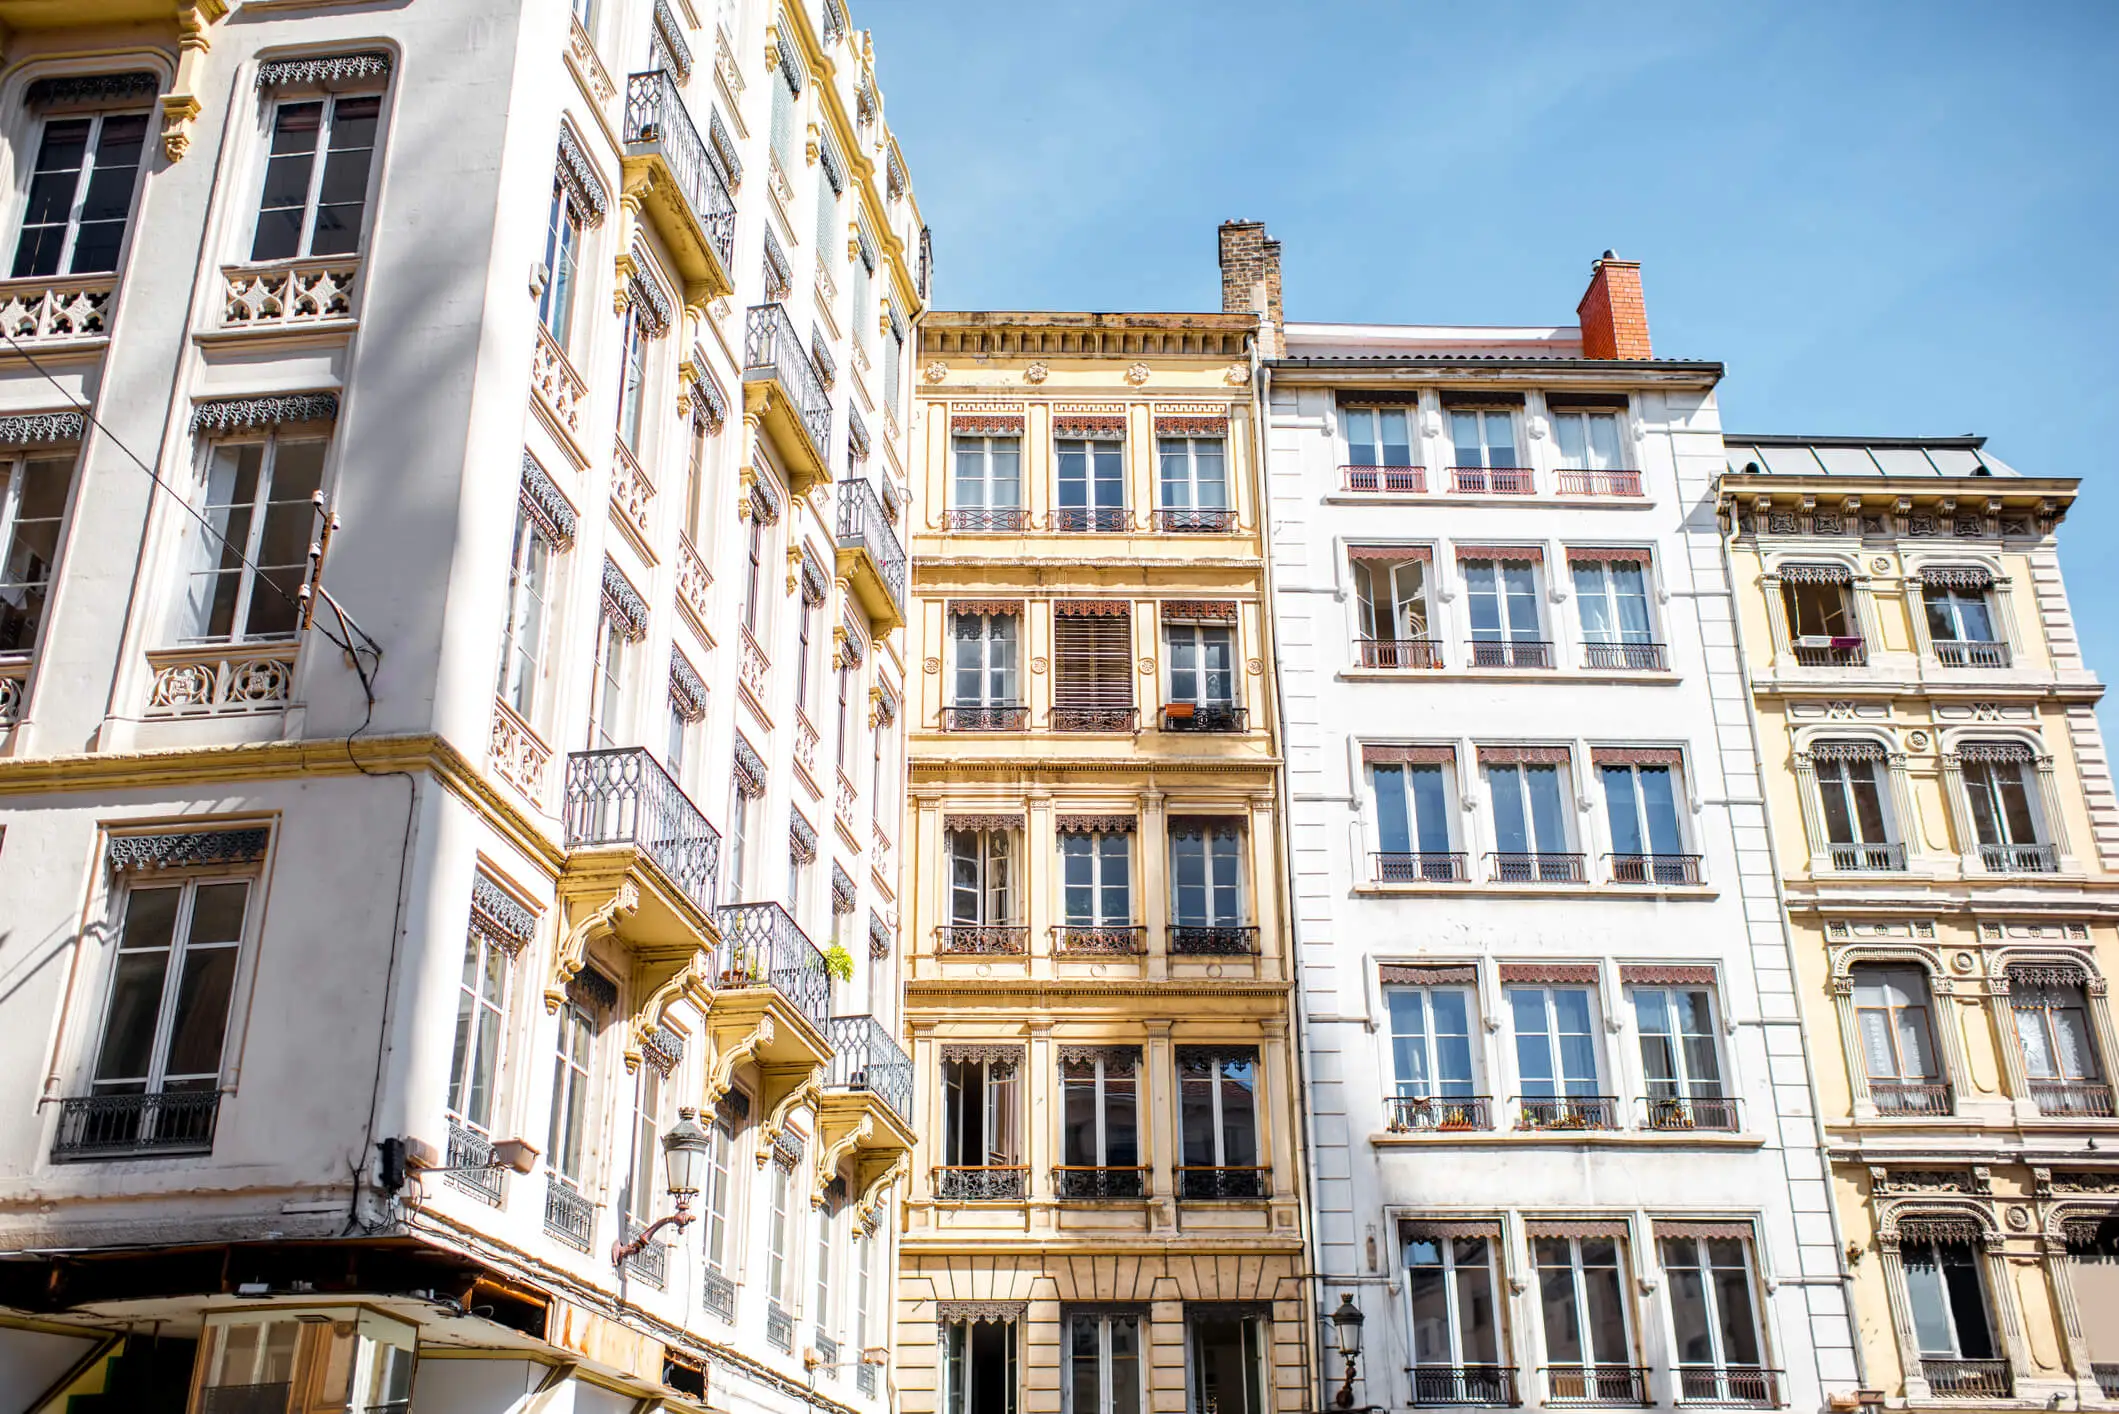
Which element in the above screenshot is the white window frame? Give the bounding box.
[1402,1229,1504,1369]
[1164,623,1236,707]
[1342,404,1416,468]
[179,427,331,645]
[1060,831,1132,927]
[1549,410,1626,471]
[1484,760,1576,857]
[1064,1310,1145,1414]
[1354,556,1430,643]
[1659,1235,1768,1388]
[624,1062,665,1228]
[950,612,1019,708]
[1176,1049,1259,1171]
[1059,1051,1140,1169]
[1462,558,1544,646]
[546,992,597,1185]
[89,871,256,1099]
[1569,558,1655,646]
[1629,985,1725,1103]
[766,1152,801,1306]
[541,179,584,350]
[1598,761,1688,862]
[953,435,1023,511]
[947,826,1015,926]
[702,1096,742,1273]
[446,924,510,1133]
[497,500,557,723]
[1448,408,1521,470]
[587,609,629,750]
[247,86,386,262]
[1507,984,1603,1098]
[0,448,80,660]
[1157,436,1228,511]
[1168,822,1244,928]
[1383,985,1479,1099]
[10,105,152,278]
[1531,1233,1635,1377]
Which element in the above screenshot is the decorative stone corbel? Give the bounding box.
[853,1151,909,1227]
[786,542,805,595]
[756,1074,822,1168]
[813,1111,873,1205]
[805,120,821,166]
[546,881,639,1013]
[623,948,714,1074]
[701,1012,776,1104]
[162,1,231,161]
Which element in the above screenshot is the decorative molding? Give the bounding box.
[669,649,709,722]
[600,559,649,642]
[555,123,611,226]
[1159,599,1238,623]
[1055,814,1135,834]
[255,51,393,91]
[518,451,578,549]
[651,0,693,80]
[0,411,87,446]
[26,71,161,108]
[943,813,1022,833]
[790,811,819,863]
[108,827,269,873]
[470,872,539,954]
[545,883,637,1013]
[938,1043,1020,1068]
[869,910,892,959]
[733,735,767,797]
[190,393,338,434]
[831,863,857,914]
[625,262,675,338]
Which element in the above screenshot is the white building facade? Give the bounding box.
[0,1,923,1411]
[1258,250,1862,1411]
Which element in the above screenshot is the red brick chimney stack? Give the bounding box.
[1576,250,1651,360]
[1218,220,1283,357]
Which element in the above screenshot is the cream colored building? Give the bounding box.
[1719,436,2119,1408]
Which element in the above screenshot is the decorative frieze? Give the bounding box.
[519,452,578,549]
[0,284,111,345]
[556,123,610,225]
[108,827,270,873]
[0,410,88,445]
[470,872,539,954]
[190,393,339,435]
[600,559,649,641]
[831,863,857,914]
[256,52,393,91]
[26,71,160,108]
[146,643,298,716]
[733,734,767,798]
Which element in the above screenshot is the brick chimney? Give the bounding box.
[1218,220,1282,357]
[1576,250,1650,360]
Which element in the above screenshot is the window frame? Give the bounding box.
[1157,436,1228,511]
[586,608,629,750]
[496,499,557,723]
[540,179,584,350]
[943,1314,1020,1414]
[1371,760,1457,859]
[1923,583,1999,645]
[1064,1309,1145,1414]
[701,1098,741,1273]
[1384,985,1478,1099]
[88,869,256,1101]
[1959,754,2047,851]
[1185,1308,1267,1414]
[1901,1237,2000,1360]
[446,923,511,1133]
[946,826,1015,927]
[178,425,332,645]
[1814,751,1896,849]
[1342,404,1416,469]
[1168,822,1245,929]
[1448,408,1520,471]
[1629,985,1725,1102]
[1851,964,1945,1088]
[10,104,152,279]
[1060,831,1132,928]
[1354,555,1430,643]
[1532,1232,1635,1373]
[1598,761,1687,860]
[950,611,1020,708]
[1484,760,1574,857]
[1658,1235,1768,1384]
[1462,557,1544,645]
[1549,410,1625,472]
[546,990,598,1186]
[1401,1229,1504,1369]
[1176,1048,1259,1171]
[1507,984,1603,1099]
[942,1053,1021,1168]
[0,448,81,659]
[1060,1051,1140,1170]
[246,85,387,263]
[1570,558,1654,646]
[1056,438,1126,515]
[1164,623,1236,708]
[952,434,1023,512]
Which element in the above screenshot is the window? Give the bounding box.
[1510,985,1603,1109]
[1449,409,1518,469]
[742,508,770,634]
[835,661,855,770]
[768,66,797,171]
[1534,1234,1634,1396]
[1813,746,1899,870]
[540,181,583,348]
[1060,1051,1140,1193]
[1462,558,1545,666]
[1960,746,2050,870]
[1372,759,1456,877]
[1385,987,1476,1099]
[587,611,627,750]
[701,1098,740,1273]
[1052,610,1134,729]
[12,109,149,277]
[726,787,754,902]
[252,93,381,261]
[496,502,555,720]
[1600,759,1687,881]
[90,875,249,1122]
[1484,757,1575,879]
[851,241,872,357]
[1550,411,1623,471]
[950,612,1019,707]
[2062,1219,2119,1382]
[1169,823,1243,928]
[813,1186,839,1337]
[855,1214,876,1354]
[1633,986,1729,1128]
[195,1313,416,1414]
[1066,1311,1142,1414]
[446,925,508,1132]
[1177,1047,1259,1195]
[1165,624,1235,708]
[665,694,695,789]
[1661,1236,1768,1400]
[1056,438,1125,529]
[953,436,1022,521]
[1344,405,1414,467]
[1061,832,1131,927]
[0,453,77,655]
[943,1315,1018,1414]
[2008,967,2107,1114]
[795,596,816,710]
[946,828,1013,926]
[1404,1231,1504,1391]
[1903,1237,1999,1371]
[1924,583,1998,647]
[766,1152,800,1305]
[623,1063,664,1230]
[1157,437,1228,525]
[1781,574,1859,663]
[1572,557,1657,668]
[181,432,327,642]
[884,318,903,410]
[1355,554,1431,651]
[616,307,649,452]
[1852,965,1947,1114]
[941,1053,1021,1194]
[546,990,596,1184]
[814,162,838,262]
[1188,1311,1266,1414]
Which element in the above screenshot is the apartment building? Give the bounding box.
[896,287,1312,1414]
[0,1,923,1410]
[1261,242,1860,1412]
[1718,438,2119,1405]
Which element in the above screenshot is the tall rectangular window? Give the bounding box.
[1052,610,1133,727]
[1924,584,1997,644]
[1633,986,1727,1127]
[1661,1236,1767,1399]
[1061,832,1131,927]
[766,1152,800,1305]
[1551,411,1622,470]
[540,182,583,349]
[1354,556,1429,646]
[953,436,1022,513]
[1169,823,1242,928]
[92,875,249,1106]
[182,433,328,642]
[1782,579,1853,639]
[950,612,1019,707]
[1344,406,1413,467]
[251,93,381,261]
[769,67,797,171]
[702,1098,740,1272]
[12,109,149,277]
[1066,1311,1142,1414]
[1903,1238,1998,1364]
[1814,747,1896,865]
[1165,624,1234,707]
[446,926,509,1132]
[616,307,649,451]
[1961,751,2046,857]
[742,510,771,635]
[1600,761,1685,874]
[795,596,816,710]
[1187,1311,1265,1414]
[1851,964,1945,1113]
[884,320,904,409]
[1158,438,1226,511]
[2009,968,2105,1112]
[496,502,555,720]
[1485,760,1571,859]
[941,1054,1021,1188]
[1572,558,1653,646]
[624,1064,664,1228]
[1177,1047,1258,1186]
[1404,1232,1503,1387]
[1449,409,1518,469]
[1386,987,1476,1098]
[813,1187,839,1336]
[1463,559,1542,655]
[1372,761,1453,863]
[1509,985,1602,1099]
[546,991,596,1184]
[1534,1234,1633,1393]
[943,1316,1017,1414]
[0,453,78,655]
[1060,1051,1139,1194]
[946,828,1013,926]
[1056,438,1125,528]
[586,611,627,750]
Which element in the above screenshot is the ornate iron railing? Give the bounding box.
[1870,1080,1952,1116]
[815,1334,840,1380]
[1470,639,1553,668]
[1341,464,1426,493]
[933,1165,1028,1200]
[942,704,1028,731]
[1052,706,1137,732]
[943,507,1030,532]
[1051,506,1130,532]
[52,1090,220,1160]
[1448,466,1535,495]
[1056,925,1146,955]
[703,1267,737,1322]
[713,901,832,1034]
[1675,1366,1780,1406]
[1544,1365,1650,1406]
[1515,1095,1621,1131]
[1161,703,1246,732]
[1827,842,1905,872]
[1609,854,1702,885]
[1054,1165,1149,1198]
[2028,1079,2116,1117]
[829,1014,912,1124]
[1981,842,2059,874]
[1169,925,1258,955]
[745,301,831,463]
[768,1302,795,1351]
[1153,507,1237,532]
[1409,1365,1519,1405]
[1360,637,1444,669]
[1556,469,1643,497]
[1176,1165,1268,1199]
[1932,638,2010,668]
[446,1120,504,1204]
[565,747,721,914]
[1920,1359,2011,1400]
[1583,641,1667,670]
[544,1177,594,1251]
[2093,1365,2119,1399]
[1791,638,1866,666]
[621,1217,667,1287]
[1642,1094,1740,1132]
[1489,852,1587,884]
[1374,852,1470,883]
[1385,1094,1492,1132]
[858,1364,879,1396]
[200,1383,295,1414]
[623,69,737,268]
[837,478,905,613]
[936,925,1029,955]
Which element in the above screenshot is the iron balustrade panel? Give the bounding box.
[1488,852,1587,884]
[1153,507,1237,532]
[703,1268,737,1322]
[622,1219,668,1287]
[1051,706,1137,732]
[768,1303,795,1352]
[942,507,1030,532]
[1448,466,1535,495]
[1176,1166,1269,1200]
[713,901,833,1034]
[1161,703,1247,732]
[1827,842,1905,872]
[622,70,736,268]
[1675,1367,1781,1406]
[1054,1166,1148,1199]
[1920,1359,2014,1400]
[829,1013,913,1124]
[942,704,1028,731]
[744,302,831,461]
[1385,1094,1493,1132]
[1642,1094,1740,1132]
[1056,925,1147,955]
[1360,637,1445,669]
[1981,842,2059,874]
[933,1166,1028,1200]
[1341,464,1427,493]
[1791,640,1867,666]
[1932,639,2010,667]
[1515,1095,1621,1131]
[1051,506,1131,532]
[1409,1365,1519,1406]
[1470,639,1553,668]
[1582,641,1667,670]
[52,1090,220,1160]
[816,1334,840,1380]
[1609,853,1702,885]
[1374,852,1470,883]
[836,479,905,612]
[936,925,1028,955]
[1169,925,1258,955]
[544,1178,595,1251]
[564,747,722,913]
[1556,470,1644,497]
[2094,1366,2119,1400]
[446,1120,505,1205]
[201,1384,296,1414]
[858,1364,879,1396]
[1870,1080,1953,1116]
[1544,1366,1651,1406]
[2028,1079,2117,1117]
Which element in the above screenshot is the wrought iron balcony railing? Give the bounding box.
[1052,705,1137,732]
[1826,841,1906,872]
[1932,638,2010,668]
[1674,1366,1781,1407]
[713,901,833,1034]
[1642,1094,1740,1132]
[1161,702,1246,732]
[1920,1359,2010,1401]
[1154,507,1237,532]
[814,1333,840,1380]
[1410,1365,1519,1406]
[1980,842,2059,874]
[703,1267,736,1322]
[2093,1365,2119,1400]
[1582,641,1667,670]
[1176,1165,1268,1199]
[837,477,905,620]
[446,1120,504,1204]
[768,1302,795,1351]
[1169,924,1258,955]
[933,1165,1028,1200]
[1360,637,1444,669]
[1055,924,1146,955]
[942,704,1028,731]
[544,1176,595,1252]
[1385,1094,1493,1132]
[942,506,1030,532]
[1556,469,1643,497]
[1342,463,1427,493]
[937,924,1029,955]
[200,1382,295,1414]
[564,747,721,914]
[1515,1095,1621,1131]
[1374,852,1471,883]
[1051,505,1130,532]
[1448,466,1534,495]
[1054,1165,1149,1198]
[1870,1080,1953,1116]
[621,1217,667,1287]
[52,1090,220,1160]
[829,1014,912,1124]
[1790,638,1866,666]
[1609,854,1702,885]
[1470,638,1553,668]
[1489,852,1588,884]
[745,301,831,466]
[1544,1365,1651,1406]
[623,69,736,271]
[2028,1079,2117,1117]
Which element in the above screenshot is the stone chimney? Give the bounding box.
[1218,220,1282,357]
[1576,251,1651,360]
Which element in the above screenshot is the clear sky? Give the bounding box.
[861,0,2119,716]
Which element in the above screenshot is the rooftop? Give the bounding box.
[1723,434,2021,479]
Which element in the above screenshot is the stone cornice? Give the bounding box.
[908,758,1282,779]
[905,979,1291,1001]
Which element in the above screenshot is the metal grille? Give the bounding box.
[745,302,832,465]
[622,70,735,268]
[1609,854,1702,885]
[52,1090,220,1160]
[1981,843,2059,874]
[1161,703,1246,732]
[1360,638,1443,669]
[1791,639,1866,667]
[943,507,1031,532]
[1385,1095,1492,1132]
[1514,1095,1620,1131]
[1544,1365,1650,1406]
[1410,1365,1519,1405]
[837,479,905,614]
[937,925,1028,955]
[1488,853,1587,883]
[1871,1081,1953,1116]
[1342,464,1427,493]
[1827,842,1905,872]
[713,902,832,1033]
[702,1268,735,1322]
[1052,506,1130,532]
[1169,925,1257,955]
[1933,639,2010,667]
[934,1166,1028,1200]
[564,748,721,913]
[858,1364,879,1396]
[446,1120,504,1205]
[2028,1080,2116,1117]
[622,1218,667,1287]
[1176,1165,1268,1199]
[829,1014,913,1124]
[942,705,1028,731]
[1556,470,1643,497]
[768,1303,795,1352]
[1052,707,1137,732]
[1448,466,1535,495]
[1153,507,1236,532]
[200,1384,295,1414]
[1054,1166,1148,1198]
[1470,639,1554,668]
[1675,1367,1782,1406]
[1056,925,1146,955]
[1374,852,1470,883]
[1642,1095,1740,1131]
[1582,641,1667,670]
[544,1178,594,1251]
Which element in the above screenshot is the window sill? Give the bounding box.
[1371,1126,1763,1151]
[1320,491,1659,512]
[1355,880,1717,902]
[1338,666,1680,687]
[194,316,359,347]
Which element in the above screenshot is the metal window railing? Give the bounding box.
[52,1090,221,1161]
[1826,841,1906,872]
[1642,1094,1741,1132]
[837,478,905,614]
[1051,706,1138,732]
[1055,924,1147,956]
[621,1217,667,1287]
[1470,639,1553,668]
[942,704,1028,731]
[942,507,1030,532]
[933,1165,1028,1200]
[1980,842,2059,874]
[1609,854,1703,886]
[703,1268,737,1322]
[1153,507,1237,533]
[1161,702,1247,732]
[2028,1079,2116,1117]
[1051,506,1131,532]
[1342,464,1427,494]
[1176,1165,1269,1199]
[767,1303,795,1351]
[1374,852,1471,883]
[622,70,736,269]
[1555,469,1643,497]
[564,747,721,914]
[1790,638,1866,667]
[1169,925,1258,955]
[1488,852,1588,884]
[544,1177,595,1252]
[829,1014,912,1124]
[1409,1365,1519,1406]
[713,901,833,1034]
[1514,1095,1621,1131]
[1385,1094,1493,1132]
[1870,1080,1953,1116]
[1931,638,2010,668]
[1674,1366,1781,1407]
[1360,637,1444,669]
[745,302,832,464]
[2092,1365,2119,1400]
[1054,1165,1149,1198]
[936,924,1029,955]
[1448,466,1535,495]
[200,1383,296,1414]
[1582,641,1667,671]
[1919,1359,2011,1401]
[1544,1365,1651,1406]
[446,1120,504,1204]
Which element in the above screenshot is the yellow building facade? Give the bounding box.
[894,310,1313,1414]
[1719,437,2119,1408]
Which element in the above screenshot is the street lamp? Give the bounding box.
[1330,1293,1365,1409]
[612,1109,712,1266]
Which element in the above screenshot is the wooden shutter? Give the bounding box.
[1053,612,1134,709]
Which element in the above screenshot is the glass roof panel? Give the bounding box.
[1815,446,1883,476]
[1759,444,1827,476]
[1870,448,1941,477]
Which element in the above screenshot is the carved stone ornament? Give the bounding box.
[923,657,941,674]
[1124,362,1150,385]
[923,360,948,383]
[1225,363,1251,386]
[935,1301,1026,1326]
[470,872,539,955]
[256,51,393,91]
[108,827,269,873]
[599,558,650,642]
[1023,361,1049,384]
[733,734,768,798]
[190,393,339,434]
[790,811,819,864]
[27,71,161,109]
[0,411,88,446]
[519,451,578,549]
[545,881,639,1013]
[831,863,858,914]
[555,123,611,226]
[1907,730,1930,750]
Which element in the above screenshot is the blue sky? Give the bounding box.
[863,0,2119,711]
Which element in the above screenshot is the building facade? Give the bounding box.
[896,291,1313,1414]
[1262,243,1862,1412]
[0,1,924,1410]
[1718,439,2119,1406]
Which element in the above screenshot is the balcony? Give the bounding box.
[145,641,298,717]
[942,704,1028,732]
[0,272,113,344]
[1826,842,1905,872]
[200,1383,294,1414]
[1161,702,1246,733]
[445,1120,504,1205]
[1055,924,1146,956]
[1055,1165,1149,1199]
[1448,466,1534,495]
[1790,637,1866,667]
[1642,1094,1740,1132]
[713,901,832,1036]
[1515,1095,1621,1131]
[1153,507,1237,532]
[620,1218,667,1287]
[1675,1366,1780,1407]
[1980,842,2059,874]
[1932,638,2010,668]
[1052,506,1130,532]
[821,1015,916,1211]
[622,69,736,302]
[1410,1365,1519,1406]
[1470,639,1553,669]
[1342,464,1426,494]
[703,1268,736,1323]
[1871,1080,1953,1116]
[836,478,906,632]
[1176,1165,1268,1200]
[1489,853,1588,884]
[1360,637,1444,669]
[744,302,832,493]
[1385,1094,1493,1132]
[1544,1365,1650,1406]
[1920,1359,2010,1401]
[1169,925,1258,955]
[942,507,1031,532]
[1374,852,1471,883]
[934,1165,1028,1200]
[1556,469,1643,497]
[1609,854,1702,886]
[2028,1079,2116,1118]
[937,924,1028,955]
[544,1176,594,1252]
[52,1090,220,1161]
[768,1303,795,1352]
[1582,641,1667,671]
[2093,1366,2118,1400]
[828,1014,913,1125]
[1052,706,1137,732]
[218,255,360,330]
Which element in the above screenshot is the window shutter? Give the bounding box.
[1054,612,1134,710]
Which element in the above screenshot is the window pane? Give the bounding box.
[1379,410,1411,466]
[1488,766,1529,853]
[1388,989,1429,1093]
[1218,1057,1257,1166]
[94,886,183,1085]
[1374,766,1411,855]
[1511,988,1555,1094]
[12,119,91,278]
[253,102,324,261]
[1345,410,1376,466]
[1602,766,1644,856]
[1409,765,1451,853]
[1525,766,1568,853]
[1454,1239,1498,1361]
[1536,1241,1584,1362]
[70,113,149,274]
[1554,414,1587,470]
[1430,991,1475,1092]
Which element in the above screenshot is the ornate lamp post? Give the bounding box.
[1330,1293,1366,1409]
[612,1109,712,1266]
